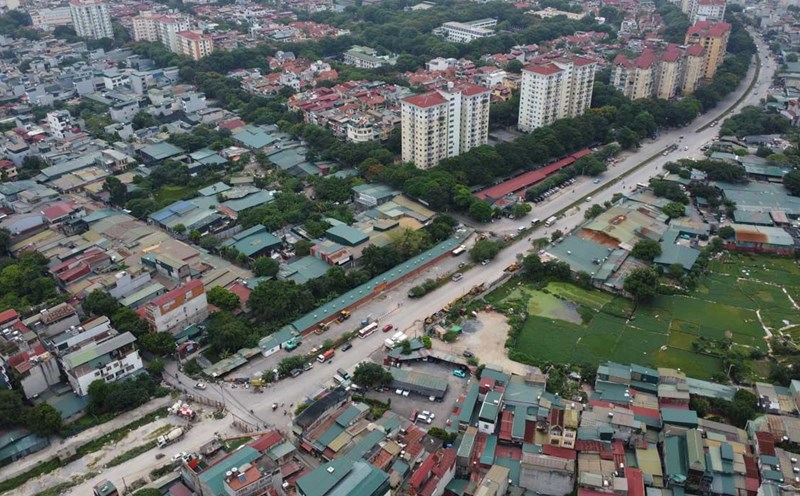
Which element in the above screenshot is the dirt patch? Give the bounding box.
[432,311,532,376]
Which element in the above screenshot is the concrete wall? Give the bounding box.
[519,468,574,496]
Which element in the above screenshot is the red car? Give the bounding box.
[382,324,394,333]
[409,409,418,422]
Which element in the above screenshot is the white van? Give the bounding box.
[452,273,463,282]
[531,218,540,225]
[585,196,592,202]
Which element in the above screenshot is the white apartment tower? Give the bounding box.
[401,83,490,170]
[69,0,113,40]
[47,110,73,139]
[518,57,597,132]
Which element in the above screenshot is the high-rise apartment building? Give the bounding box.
[613,41,710,100]
[677,0,726,23]
[176,31,214,60]
[682,44,706,94]
[132,12,191,53]
[69,0,113,40]
[517,56,597,132]
[685,21,731,80]
[401,83,490,170]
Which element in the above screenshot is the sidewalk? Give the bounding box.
[0,396,174,482]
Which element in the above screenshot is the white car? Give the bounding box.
[194,382,207,390]
[172,451,188,462]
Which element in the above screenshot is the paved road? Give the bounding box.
[166,31,775,434]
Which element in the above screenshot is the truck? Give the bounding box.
[284,337,301,351]
[504,262,520,272]
[317,349,335,363]
[544,216,558,227]
[451,245,466,256]
[337,368,350,380]
[337,310,351,323]
[157,427,184,448]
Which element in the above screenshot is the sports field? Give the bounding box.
[489,254,799,379]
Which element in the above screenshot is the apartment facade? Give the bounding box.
[46,110,73,140]
[401,82,490,170]
[132,12,191,53]
[342,45,397,69]
[518,56,597,132]
[143,279,208,334]
[685,21,731,80]
[69,0,113,40]
[613,42,708,100]
[176,31,214,60]
[30,7,74,30]
[61,332,143,396]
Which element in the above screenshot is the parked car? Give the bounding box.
[453,369,467,378]
[409,409,418,422]
[303,362,313,371]
[290,368,303,378]
[194,382,207,390]
[462,351,474,358]
[382,324,393,332]
[341,343,353,352]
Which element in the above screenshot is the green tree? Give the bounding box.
[631,239,662,261]
[132,111,159,130]
[146,357,165,375]
[252,257,280,278]
[189,230,202,244]
[277,355,306,377]
[506,60,523,74]
[0,389,23,427]
[138,332,176,355]
[785,170,800,196]
[510,202,531,219]
[728,389,758,427]
[584,204,605,219]
[205,311,252,355]
[718,225,735,239]
[173,224,186,234]
[87,379,113,414]
[469,239,501,262]
[28,403,62,436]
[248,280,313,325]
[468,200,494,222]
[623,267,660,305]
[295,239,313,256]
[83,289,120,316]
[668,263,685,279]
[207,286,241,311]
[0,228,11,255]
[352,362,393,389]
[102,176,127,206]
[199,235,221,250]
[662,202,686,219]
[422,335,432,349]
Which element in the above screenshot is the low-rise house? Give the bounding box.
[60,331,143,396]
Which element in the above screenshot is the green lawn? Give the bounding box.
[155,186,196,207]
[503,263,785,378]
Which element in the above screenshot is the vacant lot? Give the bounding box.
[488,254,798,379]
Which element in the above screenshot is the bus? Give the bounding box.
[358,322,379,339]
[451,245,466,256]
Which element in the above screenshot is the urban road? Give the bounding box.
[165,31,777,435]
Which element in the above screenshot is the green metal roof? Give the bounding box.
[221,190,275,213]
[661,408,698,427]
[480,435,497,466]
[140,142,183,161]
[654,240,700,271]
[221,224,281,257]
[198,446,259,495]
[494,457,521,486]
[459,383,480,425]
[686,429,706,471]
[316,424,345,449]
[336,405,363,427]
[296,459,389,496]
[326,224,369,247]
[198,182,232,197]
[62,332,136,369]
[389,368,448,395]
[664,436,688,479]
[288,232,468,333]
[479,391,502,422]
[343,429,384,462]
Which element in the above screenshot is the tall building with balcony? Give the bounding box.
[685,21,731,80]
[176,31,214,60]
[69,0,113,40]
[518,56,597,132]
[401,82,490,170]
[60,331,143,396]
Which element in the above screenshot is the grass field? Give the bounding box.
[496,254,798,379]
[155,186,196,207]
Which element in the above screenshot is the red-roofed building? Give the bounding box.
[407,448,456,496]
[519,55,597,131]
[249,431,283,453]
[686,21,731,80]
[42,201,84,224]
[401,84,490,169]
[223,462,273,496]
[7,344,61,399]
[143,279,208,334]
[0,309,19,329]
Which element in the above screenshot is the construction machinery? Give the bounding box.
[337,310,351,323]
